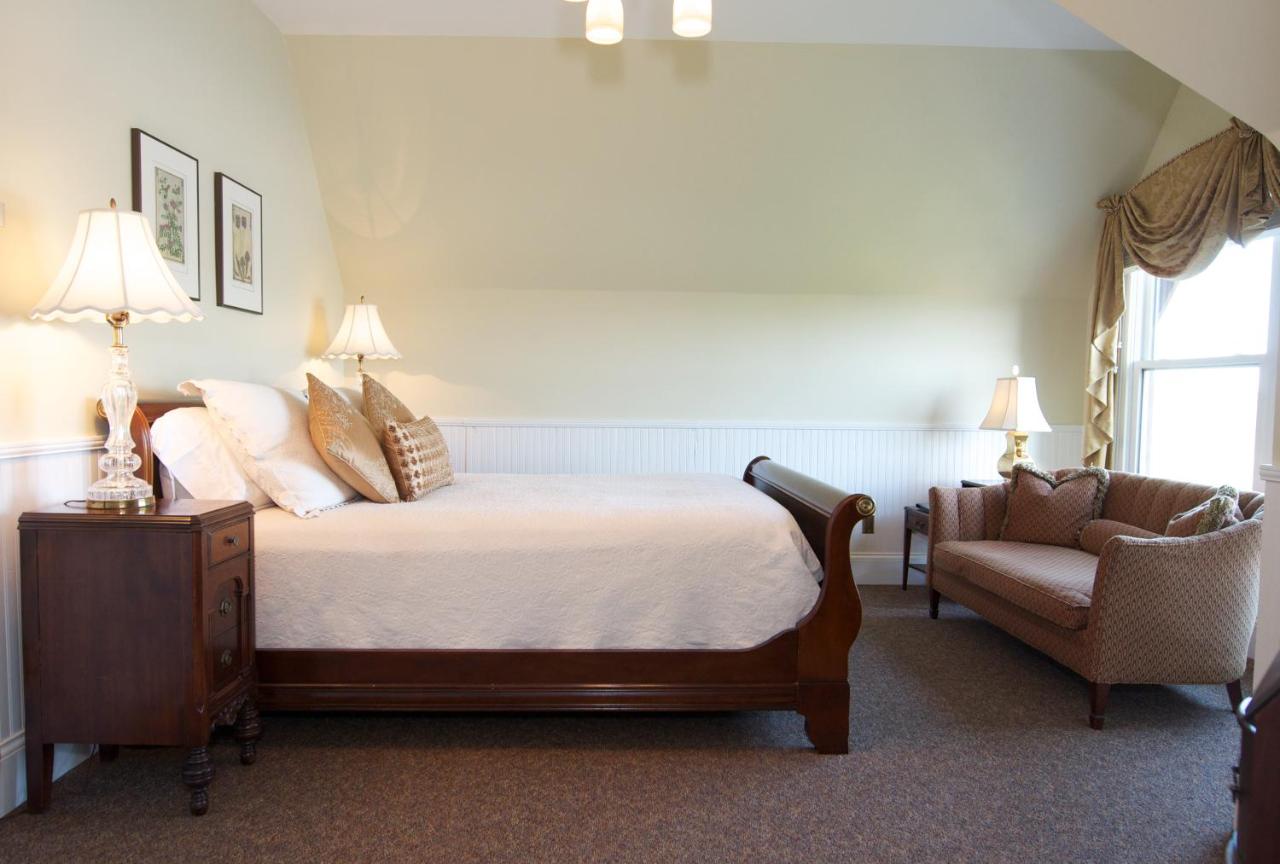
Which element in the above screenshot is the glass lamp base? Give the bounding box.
[86,475,155,510]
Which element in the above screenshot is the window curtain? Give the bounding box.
[1084,118,1280,468]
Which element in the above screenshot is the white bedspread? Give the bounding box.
[252,473,823,650]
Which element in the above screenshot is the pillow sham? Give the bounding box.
[306,374,399,504]
[150,407,272,508]
[178,379,356,518]
[1078,519,1158,556]
[362,374,415,436]
[999,465,1108,548]
[383,416,454,502]
[1166,485,1243,537]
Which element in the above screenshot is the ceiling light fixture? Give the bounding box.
[567,0,712,45]
[673,0,712,38]
[585,0,624,45]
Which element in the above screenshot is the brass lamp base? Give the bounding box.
[86,494,155,511]
[996,430,1034,478]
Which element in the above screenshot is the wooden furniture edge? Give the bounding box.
[127,403,874,753]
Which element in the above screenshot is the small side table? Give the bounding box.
[961,478,1004,488]
[902,504,930,589]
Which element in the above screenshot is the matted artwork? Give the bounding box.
[131,129,200,300]
[214,172,263,314]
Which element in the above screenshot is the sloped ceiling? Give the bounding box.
[254,0,1120,49]
[1052,0,1280,145]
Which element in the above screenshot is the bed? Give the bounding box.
[130,401,875,753]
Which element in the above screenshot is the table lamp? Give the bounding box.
[979,365,1052,478]
[321,296,401,375]
[29,199,203,510]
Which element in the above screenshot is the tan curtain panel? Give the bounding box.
[1085,119,1280,468]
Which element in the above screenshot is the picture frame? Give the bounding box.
[214,172,264,315]
[131,129,200,301]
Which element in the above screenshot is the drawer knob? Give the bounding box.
[219,649,234,668]
[224,535,241,547]
[218,599,232,617]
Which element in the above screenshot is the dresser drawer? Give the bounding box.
[207,625,246,694]
[204,556,249,639]
[208,520,250,566]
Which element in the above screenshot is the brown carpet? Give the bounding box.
[0,587,1247,863]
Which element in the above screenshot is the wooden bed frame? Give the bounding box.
[128,401,875,753]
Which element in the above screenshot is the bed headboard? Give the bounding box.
[116,400,202,499]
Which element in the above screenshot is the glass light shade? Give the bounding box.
[979,370,1052,432]
[29,206,203,323]
[673,0,712,38]
[322,303,402,360]
[586,0,623,45]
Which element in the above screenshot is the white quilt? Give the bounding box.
[252,473,823,650]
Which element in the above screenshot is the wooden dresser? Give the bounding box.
[19,500,260,815]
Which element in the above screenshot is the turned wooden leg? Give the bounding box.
[24,741,54,813]
[928,588,940,619]
[182,746,213,816]
[1227,678,1243,711]
[98,745,119,763]
[902,525,911,590]
[234,700,262,766]
[799,681,850,754]
[1088,682,1110,730]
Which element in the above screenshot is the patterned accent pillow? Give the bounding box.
[383,417,454,501]
[999,465,1109,548]
[306,374,399,503]
[1078,519,1158,556]
[1165,485,1242,537]
[362,374,415,437]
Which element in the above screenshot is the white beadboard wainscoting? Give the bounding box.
[0,420,1082,814]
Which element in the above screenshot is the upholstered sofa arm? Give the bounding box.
[1088,520,1262,684]
[927,485,1009,585]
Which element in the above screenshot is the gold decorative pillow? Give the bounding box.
[362,374,415,438]
[1166,486,1242,537]
[999,465,1109,548]
[306,374,399,503]
[383,416,453,501]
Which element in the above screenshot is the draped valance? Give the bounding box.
[1084,118,1280,468]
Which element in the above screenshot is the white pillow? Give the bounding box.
[151,407,272,508]
[178,379,356,517]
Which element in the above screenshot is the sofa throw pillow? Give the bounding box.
[383,416,454,501]
[1165,485,1243,537]
[362,374,415,438]
[1078,519,1158,556]
[306,374,399,504]
[999,465,1109,548]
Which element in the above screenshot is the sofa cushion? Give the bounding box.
[933,540,1098,630]
[1079,519,1158,555]
[1000,465,1108,548]
[1165,485,1243,537]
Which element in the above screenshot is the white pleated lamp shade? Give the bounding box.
[29,204,203,323]
[673,0,712,38]
[586,0,624,45]
[322,302,402,360]
[979,368,1052,432]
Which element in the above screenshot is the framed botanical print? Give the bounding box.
[131,129,200,300]
[214,173,263,315]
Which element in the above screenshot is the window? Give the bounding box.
[1117,232,1280,491]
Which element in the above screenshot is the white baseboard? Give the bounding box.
[0,732,91,816]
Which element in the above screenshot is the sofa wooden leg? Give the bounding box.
[799,681,850,754]
[1227,679,1243,710]
[928,589,940,619]
[1088,682,1110,730]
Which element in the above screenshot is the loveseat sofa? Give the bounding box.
[927,471,1263,729]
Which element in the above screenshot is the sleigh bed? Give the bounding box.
[130,401,875,753]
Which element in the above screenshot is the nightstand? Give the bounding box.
[901,504,930,589]
[19,500,260,816]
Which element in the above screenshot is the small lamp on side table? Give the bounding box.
[321,295,401,376]
[29,199,202,510]
[979,365,1051,478]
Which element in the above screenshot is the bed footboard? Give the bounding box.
[744,457,875,752]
